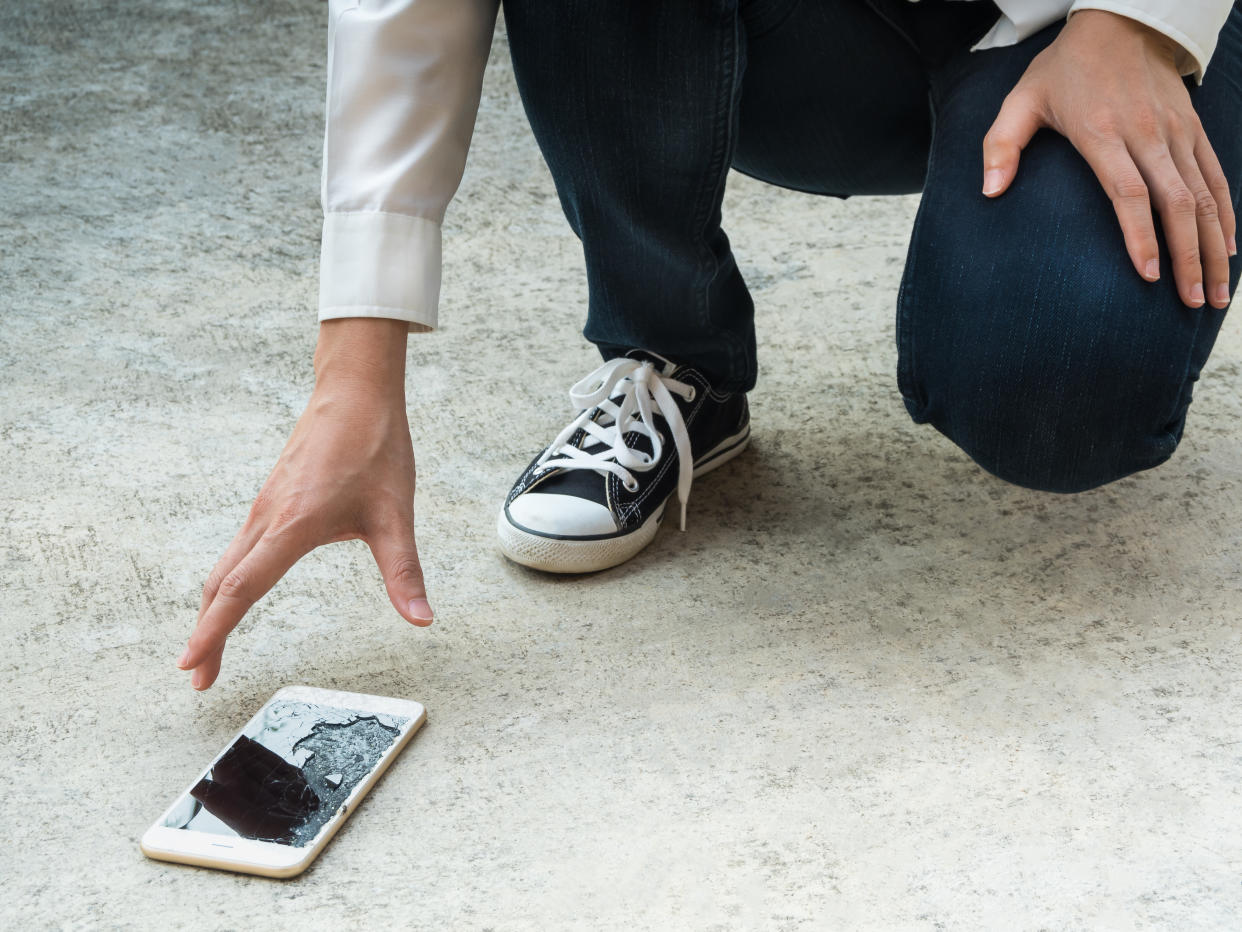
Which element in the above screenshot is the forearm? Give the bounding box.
[320,0,498,330]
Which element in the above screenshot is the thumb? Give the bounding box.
[982,87,1045,197]
[368,517,433,627]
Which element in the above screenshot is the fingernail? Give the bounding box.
[191,670,203,690]
[407,598,434,623]
[177,648,191,668]
[982,169,1005,196]
[1190,282,1205,305]
[1215,283,1230,305]
[1144,259,1160,281]
[1228,236,1237,257]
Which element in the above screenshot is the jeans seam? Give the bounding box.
[859,0,920,59]
[895,87,938,418]
[693,6,746,386]
[1152,300,1208,460]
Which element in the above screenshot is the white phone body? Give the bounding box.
[140,685,426,878]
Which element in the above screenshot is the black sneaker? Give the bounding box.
[497,351,750,573]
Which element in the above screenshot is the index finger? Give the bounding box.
[181,532,309,688]
[196,521,264,619]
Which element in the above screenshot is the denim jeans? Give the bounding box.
[501,0,1242,493]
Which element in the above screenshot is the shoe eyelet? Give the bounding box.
[623,479,638,493]
[686,387,697,402]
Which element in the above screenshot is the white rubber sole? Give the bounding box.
[497,425,751,574]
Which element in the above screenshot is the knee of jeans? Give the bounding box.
[911,315,1191,494]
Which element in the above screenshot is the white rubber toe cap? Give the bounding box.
[506,492,618,537]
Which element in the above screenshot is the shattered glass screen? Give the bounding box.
[162,700,409,848]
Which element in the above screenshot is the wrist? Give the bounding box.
[312,317,409,400]
[1067,9,1180,62]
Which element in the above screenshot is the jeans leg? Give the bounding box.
[501,0,989,388]
[897,10,1242,493]
[502,0,756,391]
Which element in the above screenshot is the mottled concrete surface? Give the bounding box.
[3,2,1242,929]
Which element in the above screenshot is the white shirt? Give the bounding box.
[318,0,1234,332]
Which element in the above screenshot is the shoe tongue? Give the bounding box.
[580,407,656,459]
[538,360,667,502]
[624,348,678,377]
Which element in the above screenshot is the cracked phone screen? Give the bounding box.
[162,700,408,847]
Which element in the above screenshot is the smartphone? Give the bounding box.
[140,685,426,878]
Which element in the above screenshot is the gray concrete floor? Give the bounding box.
[4,2,1242,929]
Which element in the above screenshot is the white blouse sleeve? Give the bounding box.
[319,0,499,332]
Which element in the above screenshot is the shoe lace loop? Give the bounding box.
[536,358,696,530]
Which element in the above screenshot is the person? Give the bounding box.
[178,0,1239,689]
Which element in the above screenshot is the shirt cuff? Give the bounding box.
[1068,2,1211,84]
[319,210,442,332]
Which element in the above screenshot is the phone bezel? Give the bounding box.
[140,685,426,878]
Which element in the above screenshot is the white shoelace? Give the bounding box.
[535,357,697,530]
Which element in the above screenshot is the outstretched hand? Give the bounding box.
[178,318,432,690]
[983,9,1236,310]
